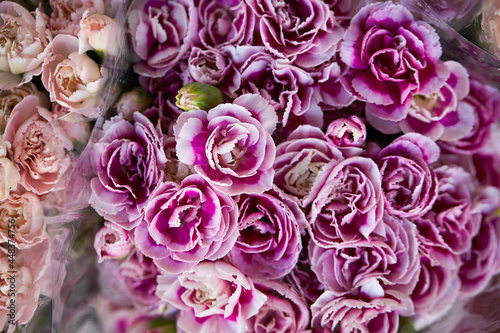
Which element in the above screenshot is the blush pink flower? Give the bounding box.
[94,221,133,262]
[0,240,50,329]
[3,96,71,195]
[0,192,47,249]
[42,34,107,117]
[174,94,278,196]
[48,0,105,36]
[0,2,52,89]
[158,261,267,333]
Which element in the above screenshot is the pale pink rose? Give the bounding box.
[159,261,267,333]
[94,221,133,262]
[49,0,105,36]
[0,192,46,249]
[0,240,50,330]
[42,34,107,118]
[3,96,71,195]
[0,2,52,89]
[0,83,49,134]
[78,12,121,57]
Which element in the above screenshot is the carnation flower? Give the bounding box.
[0,240,50,329]
[273,125,343,207]
[3,96,71,195]
[174,94,278,195]
[399,61,472,141]
[117,249,165,315]
[248,280,310,333]
[438,75,500,154]
[94,221,133,262]
[133,175,238,273]
[89,112,167,229]
[49,0,105,36]
[228,188,305,279]
[196,0,255,48]
[376,133,440,218]
[0,192,47,249]
[310,291,401,333]
[225,46,318,126]
[158,261,267,333]
[128,0,198,77]
[307,156,385,247]
[42,34,107,117]
[309,213,419,315]
[458,215,500,298]
[78,12,121,57]
[340,2,449,121]
[0,2,52,89]
[247,0,343,66]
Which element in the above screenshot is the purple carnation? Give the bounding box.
[128,0,198,77]
[225,46,318,126]
[459,215,500,298]
[227,188,305,279]
[340,2,449,121]
[309,213,419,315]
[249,280,310,333]
[133,175,238,273]
[438,75,500,154]
[273,125,344,207]
[399,61,473,141]
[196,0,255,48]
[311,292,400,333]
[376,133,440,218]
[307,156,385,247]
[174,94,278,195]
[247,0,343,66]
[90,113,167,229]
[414,165,481,256]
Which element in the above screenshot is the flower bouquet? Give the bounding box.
[3,0,500,332]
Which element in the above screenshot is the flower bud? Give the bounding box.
[175,82,224,111]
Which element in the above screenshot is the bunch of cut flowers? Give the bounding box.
[5,0,500,332]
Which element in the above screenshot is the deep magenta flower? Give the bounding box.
[133,175,238,273]
[89,112,167,229]
[174,94,278,195]
[307,156,385,247]
[340,2,449,121]
[228,188,305,279]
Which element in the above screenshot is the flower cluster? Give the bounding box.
[84,0,500,332]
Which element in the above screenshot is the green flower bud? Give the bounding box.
[176,82,225,111]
